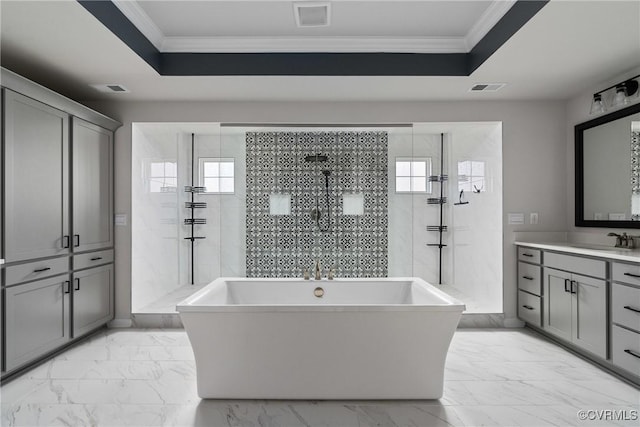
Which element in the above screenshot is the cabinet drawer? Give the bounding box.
[518,290,541,327]
[4,256,69,286]
[518,262,541,296]
[612,262,640,286]
[518,247,540,264]
[73,249,114,271]
[612,283,640,332]
[612,325,640,378]
[544,252,605,279]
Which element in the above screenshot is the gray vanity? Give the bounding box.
[515,241,640,385]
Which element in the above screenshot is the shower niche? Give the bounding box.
[245,131,388,278]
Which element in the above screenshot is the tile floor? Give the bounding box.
[1,328,638,426]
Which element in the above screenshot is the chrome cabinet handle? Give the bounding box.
[522,276,534,280]
[34,267,51,273]
[74,278,80,291]
[623,272,640,279]
[522,253,534,257]
[564,279,570,293]
[73,234,80,247]
[62,235,70,249]
[624,349,640,359]
[623,305,640,314]
[522,305,534,310]
[90,257,102,261]
[570,280,577,294]
[63,281,70,294]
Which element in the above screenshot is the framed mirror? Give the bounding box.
[575,102,640,228]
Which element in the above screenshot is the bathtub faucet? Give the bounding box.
[315,260,321,280]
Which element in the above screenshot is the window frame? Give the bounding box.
[198,157,235,194]
[147,159,178,193]
[394,157,433,194]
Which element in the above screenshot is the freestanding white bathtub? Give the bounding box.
[177,277,465,400]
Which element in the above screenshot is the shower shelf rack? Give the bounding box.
[426,134,447,284]
[184,133,206,285]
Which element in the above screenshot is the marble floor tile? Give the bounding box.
[2,328,638,427]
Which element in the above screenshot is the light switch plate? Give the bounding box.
[508,213,525,225]
[115,214,128,226]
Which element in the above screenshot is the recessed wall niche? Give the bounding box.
[245,131,388,278]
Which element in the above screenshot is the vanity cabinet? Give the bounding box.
[516,242,640,385]
[517,248,542,327]
[611,262,640,377]
[543,267,607,358]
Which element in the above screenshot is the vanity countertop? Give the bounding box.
[515,241,640,263]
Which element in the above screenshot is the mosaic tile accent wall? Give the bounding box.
[246,131,388,278]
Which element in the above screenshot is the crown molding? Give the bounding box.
[161,37,467,53]
[111,0,164,50]
[465,0,517,50]
[112,0,511,54]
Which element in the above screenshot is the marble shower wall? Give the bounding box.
[245,131,388,278]
[131,125,181,311]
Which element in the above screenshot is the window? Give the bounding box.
[395,157,432,193]
[199,158,235,194]
[458,160,486,193]
[148,161,177,193]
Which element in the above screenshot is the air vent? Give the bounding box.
[469,83,506,92]
[294,2,330,27]
[90,84,130,93]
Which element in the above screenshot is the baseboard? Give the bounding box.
[108,318,133,328]
[132,313,183,328]
[503,317,525,328]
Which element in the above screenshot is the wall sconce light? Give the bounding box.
[590,75,639,115]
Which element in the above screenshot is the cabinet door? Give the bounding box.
[72,264,113,337]
[572,273,607,359]
[4,276,71,371]
[72,118,113,252]
[544,267,573,341]
[3,90,69,262]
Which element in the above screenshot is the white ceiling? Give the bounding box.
[116,0,507,52]
[1,0,639,103]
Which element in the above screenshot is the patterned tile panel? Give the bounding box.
[246,131,388,277]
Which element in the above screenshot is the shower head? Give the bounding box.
[304,153,328,163]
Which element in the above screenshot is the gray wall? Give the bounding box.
[565,66,640,234]
[86,100,568,326]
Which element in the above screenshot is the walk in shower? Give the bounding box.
[131,123,502,314]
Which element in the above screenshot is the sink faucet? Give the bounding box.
[608,232,623,247]
[608,232,638,249]
[314,260,321,280]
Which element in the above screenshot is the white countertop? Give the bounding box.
[515,241,640,263]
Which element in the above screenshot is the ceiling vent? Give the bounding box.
[469,83,506,92]
[90,84,130,93]
[294,2,331,27]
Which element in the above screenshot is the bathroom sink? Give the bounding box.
[566,243,633,252]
